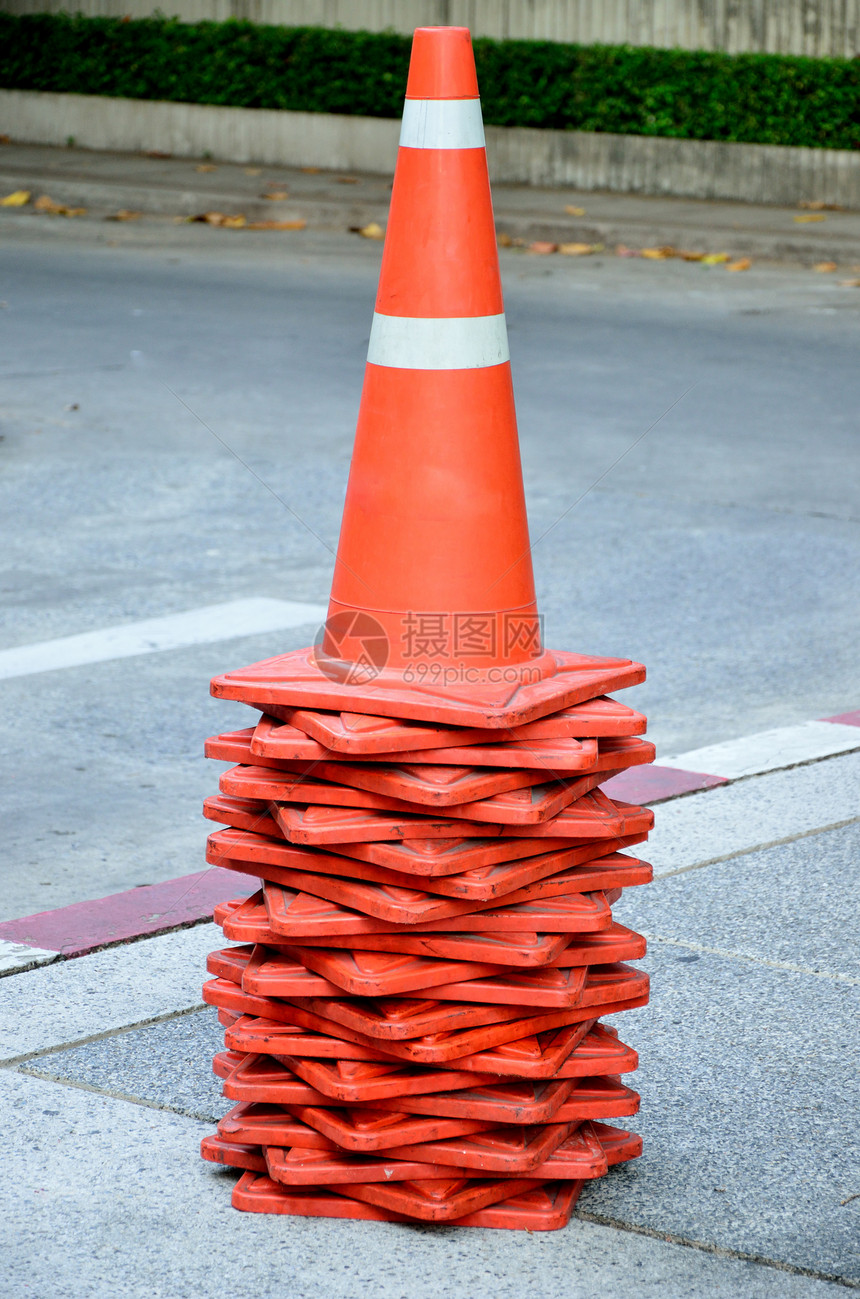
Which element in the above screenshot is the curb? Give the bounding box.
[2,709,857,975]
[3,89,860,210]
[4,158,860,266]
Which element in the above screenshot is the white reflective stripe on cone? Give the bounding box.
[367,313,509,370]
[399,98,486,150]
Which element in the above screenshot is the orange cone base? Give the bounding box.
[255,696,648,758]
[210,647,645,729]
[217,1102,638,1166]
[224,1019,639,1081]
[203,1118,641,1184]
[231,1172,585,1229]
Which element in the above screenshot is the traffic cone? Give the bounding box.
[210,25,644,730]
[200,25,653,1232]
[323,24,535,681]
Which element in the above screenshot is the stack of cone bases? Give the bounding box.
[200,26,653,1233]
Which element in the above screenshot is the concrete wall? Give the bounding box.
[1,0,859,57]
[3,89,859,208]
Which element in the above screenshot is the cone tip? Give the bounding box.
[406,26,479,100]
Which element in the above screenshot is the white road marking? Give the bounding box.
[659,719,860,779]
[0,597,327,681]
[0,940,58,974]
[400,97,485,150]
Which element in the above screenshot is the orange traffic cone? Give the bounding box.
[323,25,536,680]
[211,26,643,728]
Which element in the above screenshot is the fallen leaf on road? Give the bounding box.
[336,176,360,184]
[794,214,826,223]
[615,244,640,257]
[529,241,557,254]
[351,221,385,240]
[678,250,706,261]
[301,166,321,174]
[34,195,87,216]
[558,242,602,255]
[145,150,171,159]
[726,258,752,272]
[189,211,246,226]
[701,252,730,264]
[497,232,513,246]
[813,261,838,273]
[244,168,261,176]
[261,190,289,200]
[564,205,585,216]
[245,219,307,230]
[798,200,843,210]
[641,246,676,259]
[1,190,30,206]
[107,209,142,221]
[195,163,217,172]
[0,134,10,145]
[837,278,860,287]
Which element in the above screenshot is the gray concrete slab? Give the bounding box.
[20,934,859,1280]
[593,944,859,1281]
[0,1068,849,1299]
[0,923,216,1061]
[22,1004,229,1121]
[617,819,860,980]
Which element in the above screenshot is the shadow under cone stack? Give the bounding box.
[201,25,654,1232]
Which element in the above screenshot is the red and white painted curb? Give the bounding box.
[1,708,857,975]
[602,707,860,801]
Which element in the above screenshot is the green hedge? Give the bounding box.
[1,12,858,149]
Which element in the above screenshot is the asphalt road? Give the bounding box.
[1,217,858,919]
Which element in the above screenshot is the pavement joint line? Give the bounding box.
[641,935,860,985]
[0,1002,206,1068]
[12,1066,218,1124]
[572,1211,860,1291]
[652,815,860,880]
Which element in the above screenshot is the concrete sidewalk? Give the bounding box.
[3,140,860,265]
[1,737,857,1297]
